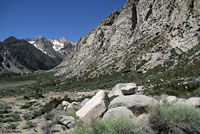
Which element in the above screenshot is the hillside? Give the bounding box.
[55,0,200,77]
[0,37,60,74]
[52,0,200,97]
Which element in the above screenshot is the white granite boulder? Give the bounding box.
[103,106,134,119]
[185,97,200,107]
[109,83,137,97]
[76,90,109,123]
[109,95,158,113]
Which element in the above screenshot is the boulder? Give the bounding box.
[176,98,186,105]
[80,98,90,107]
[57,104,64,110]
[67,104,75,110]
[109,83,137,97]
[58,116,76,129]
[67,102,79,110]
[185,97,200,107]
[103,106,134,119]
[166,96,177,103]
[109,95,158,114]
[62,101,70,106]
[76,90,109,123]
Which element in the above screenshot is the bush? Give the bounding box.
[23,121,34,129]
[152,103,200,127]
[0,109,12,114]
[23,113,34,121]
[6,123,18,129]
[20,103,32,109]
[44,111,55,121]
[24,98,65,120]
[0,112,21,123]
[71,117,145,134]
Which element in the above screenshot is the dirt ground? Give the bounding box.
[0,90,99,134]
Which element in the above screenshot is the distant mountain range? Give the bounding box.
[0,36,76,74]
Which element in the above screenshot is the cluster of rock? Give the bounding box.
[57,83,200,131]
[57,101,79,111]
[76,83,158,123]
[40,82,199,134]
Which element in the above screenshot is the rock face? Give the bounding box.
[109,95,158,114]
[103,106,134,119]
[54,0,200,79]
[0,37,60,74]
[109,83,137,97]
[76,90,109,123]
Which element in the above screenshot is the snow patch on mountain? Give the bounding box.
[28,40,47,54]
[50,40,65,51]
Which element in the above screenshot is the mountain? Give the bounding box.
[54,0,200,81]
[0,37,61,74]
[27,36,76,60]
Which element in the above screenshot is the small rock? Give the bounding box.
[50,124,64,134]
[166,96,177,103]
[28,99,37,104]
[103,106,134,119]
[67,104,75,110]
[58,116,76,129]
[62,101,70,106]
[71,102,78,106]
[137,86,145,92]
[109,83,137,97]
[57,104,64,110]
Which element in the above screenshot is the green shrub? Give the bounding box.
[0,103,11,109]
[153,103,200,127]
[44,111,55,121]
[0,112,21,123]
[23,121,34,129]
[71,117,145,134]
[0,109,12,114]
[20,103,32,109]
[6,123,18,129]
[24,98,65,120]
[23,113,34,121]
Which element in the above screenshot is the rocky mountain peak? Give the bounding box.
[100,10,119,27]
[3,36,18,44]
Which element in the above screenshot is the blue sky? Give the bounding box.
[0,0,126,42]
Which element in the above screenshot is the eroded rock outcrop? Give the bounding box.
[55,0,200,79]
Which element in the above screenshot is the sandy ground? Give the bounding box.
[0,90,99,134]
[0,80,36,89]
